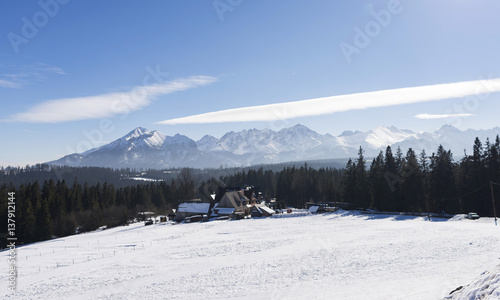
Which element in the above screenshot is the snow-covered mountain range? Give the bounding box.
[48,124,500,169]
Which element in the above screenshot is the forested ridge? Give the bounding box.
[1,136,500,247]
[222,136,500,217]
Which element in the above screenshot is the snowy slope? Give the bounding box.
[341,126,417,149]
[445,264,500,299]
[1,211,499,299]
[50,128,205,169]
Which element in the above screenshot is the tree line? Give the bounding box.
[0,170,198,247]
[217,136,500,216]
[218,164,344,209]
[2,136,500,247]
[344,136,500,215]
[0,165,185,188]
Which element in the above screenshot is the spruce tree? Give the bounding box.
[355,147,370,208]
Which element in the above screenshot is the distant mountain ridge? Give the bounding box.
[48,124,500,169]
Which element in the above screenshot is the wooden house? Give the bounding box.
[213,191,250,219]
[175,201,211,222]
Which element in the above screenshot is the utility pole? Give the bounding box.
[491,181,497,226]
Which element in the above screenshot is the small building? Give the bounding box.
[250,204,275,218]
[175,202,211,222]
[308,205,320,213]
[307,203,338,214]
[213,190,250,218]
[138,211,155,221]
[268,198,278,210]
[306,201,353,210]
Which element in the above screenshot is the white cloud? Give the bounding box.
[0,62,66,88]
[22,129,40,134]
[7,76,217,123]
[157,78,500,125]
[415,113,475,119]
[0,79,21,88]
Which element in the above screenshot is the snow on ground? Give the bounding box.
[445,264,500,299]
[129,177,162,182]
[1,211,499,299]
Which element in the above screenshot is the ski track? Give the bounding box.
[1,212,499,299]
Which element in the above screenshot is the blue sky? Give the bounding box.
[1,0,500,166]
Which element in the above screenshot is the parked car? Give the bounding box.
[467,212,480,220]
[145,219,154,226]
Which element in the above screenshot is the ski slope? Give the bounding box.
[1,211,499,299]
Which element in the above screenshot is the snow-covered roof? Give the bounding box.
[177,202,210,213]
[251,206,262,213]
[218,191,249,209]
[260,206,275,214]
[216,207,235,215]
[309,206,319,213]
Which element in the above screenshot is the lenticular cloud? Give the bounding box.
[157,78,500,125]
[7,76,217,123]
[415,113,475,119]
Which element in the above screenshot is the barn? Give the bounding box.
[175,202,211,222]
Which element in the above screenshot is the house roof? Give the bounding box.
[251,206,262,213]
[218,191,249,208]
[309,206,319,213]
[177,202,210,214]
[260,206,275,214]
[216,207,235,215]
[252,204,275,214]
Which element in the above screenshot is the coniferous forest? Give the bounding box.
[1,136,500,247]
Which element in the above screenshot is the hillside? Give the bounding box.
[2,211,499,299]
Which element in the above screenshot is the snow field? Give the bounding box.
[445,264,500,299]
[1,211,499,299]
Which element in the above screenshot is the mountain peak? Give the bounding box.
[278,124,314,134]
[48,124,500,169]
[131,127,149,133]
[168,133,195,145]
[126,127,150,139]
[436,124,460,133]
[291,124,311,131]
[339,130,362,137]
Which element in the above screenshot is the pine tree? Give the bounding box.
[400,148,423,212]
[35,198,52,241]
[74,181,83,212]
[343,159,357,205]
[429,145,457,213]
[383,146,400,211]
[355,147,370,208]
[20,196,36,243]
[369,151,385,210]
